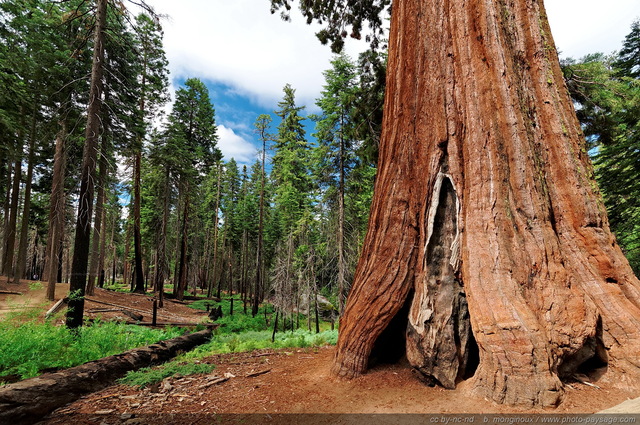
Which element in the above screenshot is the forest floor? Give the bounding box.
[42,346,640,422]
[2,278,639,420]
[0,277,209,324]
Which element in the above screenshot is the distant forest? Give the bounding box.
[0,1,639,323]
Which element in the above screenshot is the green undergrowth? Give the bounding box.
[0,312,184,382]
[101,281,131,293]
[188,295,276,334]
[117,361,216,388]
[118,328,338,388]
[185,328,338,359]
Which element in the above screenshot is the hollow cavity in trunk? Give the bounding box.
[407,175,477,388]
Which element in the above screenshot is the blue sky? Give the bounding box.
[144,0,640,168]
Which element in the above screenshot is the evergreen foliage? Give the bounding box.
[269,0,390,52]
[563,21,640,272]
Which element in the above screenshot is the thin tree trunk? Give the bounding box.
[123,219,132,290]
[97,204,107,289]
[86,133,108,296]
[0,151,7,232]
[13,106,38,284]
[66,0,107,328]
[1,164,11,271]
[271,310,279,343]
[332,0,640,408]
[2,157,22,277]
[154,165,170,307]
[337,118,346,314]
[58,220,65,284]
[45,122,67,300]
[208,163,222,298]
[133,57,148,294]
[132,150,145,293]
[253,144,266,316]
[175,186,190,301]
[229,245,234,296]
[241,228,249,302]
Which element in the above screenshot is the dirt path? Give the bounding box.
[0,278,69,319]
[42,346,639,423]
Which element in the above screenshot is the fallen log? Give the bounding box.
[196,376,228,389]
[0,290,23,295]
[87,308,143,321]
[86,308,122,313]
[128,322,218,328]
[44,298,68,319]
[84,298,179,321]
[246,369,272,378]
[0,328,212,424]
[121,309,143,322]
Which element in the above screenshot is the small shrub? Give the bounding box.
[28,281,43,291]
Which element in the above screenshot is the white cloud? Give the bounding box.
[217,125,258,164]
[545,0,640,59]
[143,0,640,112]
[143,0,370,109]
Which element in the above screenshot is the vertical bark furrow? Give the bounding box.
[333,0,640,407]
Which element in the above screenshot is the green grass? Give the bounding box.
[0,315,184,381]
[116,294,338,389]
[118,328,338,388]
[181,328,338,360]
[28,281,43,291]
[101,280,132,293]
[189,294,276,334]
[117,361,216,388]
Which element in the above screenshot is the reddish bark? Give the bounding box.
[333,0,640,407]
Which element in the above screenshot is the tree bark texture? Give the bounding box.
[332,0,640,407]
[175,187,190,301]
[132,150,145,293]
[337,123,347,314]
[1,157,21,277]
[87,132,107,296]
[45,122,67,300]
[67,0,107,328]
[0,328,212,425]
[13,106,38,283]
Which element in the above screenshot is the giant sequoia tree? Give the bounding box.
[271,0,640,407]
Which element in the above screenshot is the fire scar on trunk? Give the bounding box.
[407,172,478,388]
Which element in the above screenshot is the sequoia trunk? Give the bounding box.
[333,0,640,407]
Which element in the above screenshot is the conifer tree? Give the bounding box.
[253,114,274,315]
[164,78,220,300]
[129,12,169,294]
[271,84,312,326]
[562,24,640,272]
[313,53,358,313]
[272,84,311,233]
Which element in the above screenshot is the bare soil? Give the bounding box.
[42,348,639,422]
[2,278,639,421]
[0,277,209,325]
